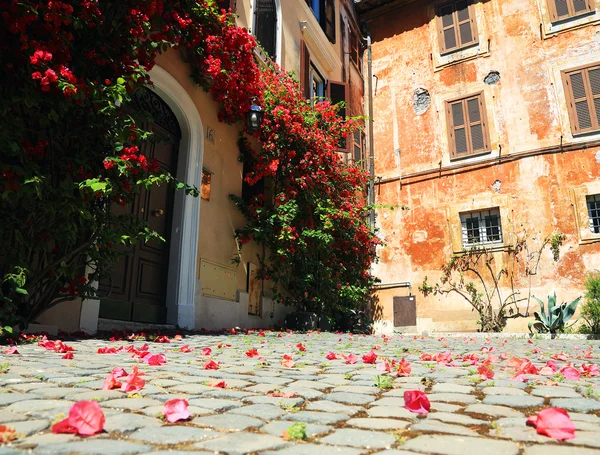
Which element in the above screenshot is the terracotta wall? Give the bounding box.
[367,0,600,332]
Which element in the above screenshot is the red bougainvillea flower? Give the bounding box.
[145,354,167,366]
[362,351,377,364]
[477,364,494,380]
[404,390,430,415]
[268,391,297,398]
[179,345,194,353]
[559,364,580,380]
[201,347,212,356]
[208,380,226,388]
[419,353,432,361]
[62,352,74,360]
[154,336,170,343]
[526,408,576,440]
[376,360,391,372]
[52,401,105,436]
[121,366,145,392]
[345,353,358,364]
[551,352,569,361]
[396,358,412,377]
[163,398,190,423]
[433,351,453,364]
[0,425,17,443]
[281,354,295,368]
[296,343,306,352]
[3,346,19,354]
[325,351,337,360]
[203,359,220,370]
[246,348,259,358]
[97,347,119,354]
[580,363,599,377]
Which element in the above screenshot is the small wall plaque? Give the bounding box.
[206,126,215,144]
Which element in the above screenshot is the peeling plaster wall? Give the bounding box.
[368,0,600,332]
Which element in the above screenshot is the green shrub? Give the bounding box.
[580,273,600,334]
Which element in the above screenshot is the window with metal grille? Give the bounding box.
[548,0,595,22]
[254,0,277,59]
[460,208,503,247]
[216,0,235,11]
[563,63,600,134]
[587,194,600,234]
[435,0,478,54]
[446,92,490,159]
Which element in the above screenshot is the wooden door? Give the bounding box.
[99,89,180,324]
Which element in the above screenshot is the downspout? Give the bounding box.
[366,32,376,227]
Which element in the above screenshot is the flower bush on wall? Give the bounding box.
[0,0,260,326]
[231,68,380,331]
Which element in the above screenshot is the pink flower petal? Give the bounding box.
[404,390,430,415]
[526,408,576,440]
[163,398,190,423]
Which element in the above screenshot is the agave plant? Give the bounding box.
[528,292,581,334]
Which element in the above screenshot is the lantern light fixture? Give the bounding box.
[246,99,264,133]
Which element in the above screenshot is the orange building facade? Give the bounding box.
[360,0,600,332]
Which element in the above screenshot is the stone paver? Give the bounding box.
[0,332,598,455]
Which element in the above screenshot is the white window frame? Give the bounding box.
[587,194,600,234]
[309,64,326,102]
[460,207,503,247]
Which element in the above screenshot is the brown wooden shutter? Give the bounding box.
[328,80,350,152]
[563,66,600,134]
[436,1,478,53]
[549,0,594,21]
[324,0,336,43]
[436,2,458,54]
[300,41,311,99]
[447,93,489,158]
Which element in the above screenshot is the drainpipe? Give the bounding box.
[366,32,376,227]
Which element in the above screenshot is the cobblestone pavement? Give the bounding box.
[0,332,600,454]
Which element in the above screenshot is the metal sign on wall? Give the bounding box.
[393,296,417,327]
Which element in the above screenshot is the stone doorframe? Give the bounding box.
[80,65,204,333]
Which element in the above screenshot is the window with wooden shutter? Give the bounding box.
[300,41,311,99]
[435,0,479,54]
[446,92,490,159]
[254,0,277,59]
[324,0,336,43]
[548,0,595,22]
[328,81,350,151]
[563,64,600,134]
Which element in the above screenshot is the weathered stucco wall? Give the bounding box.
[368,0,600,332]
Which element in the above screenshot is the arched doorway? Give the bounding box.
[99,88,181,324]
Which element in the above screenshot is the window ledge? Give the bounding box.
[541,7,599,38]
[450,149,492,162]
[453,243,510,256]
[299,2,340,75]
[580,236,600,245]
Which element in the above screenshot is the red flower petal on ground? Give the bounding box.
[296,343,306,352]
[419,353,432,361]
[477,364,494,380]
[377,360,391,372]
[246,348,259,358]
[201,347,212,356]
[3,347,19,354]
[551,352,569,361]
[0,425,18,442]
[396,358,412,377]
[526,408,576,440]
[203,359,220,370]
[560,365,580,380]
[62,352,73,360]
[179,345,194,353]
[404,390,430,415]
[52,401,105,436]
[281,354,295,368]
[345,353,358,364]
[268,391,297,398]
[163,398,190,423]
[146,354,166,366]
[209,380,226,388]
[362,351,377,364]
[154,336,170,343]
[120,366,145,392]
[580,363,599,377]
[325,351,337,360]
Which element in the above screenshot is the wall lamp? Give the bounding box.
[245,99,264,134]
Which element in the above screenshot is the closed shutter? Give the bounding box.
[549,0,594,21]
[436,0,478,54]
[447,92,490,158]
[324,0,336,43]
[300,41,311,99]
[328,81,350,151]
[563,66,600,134]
